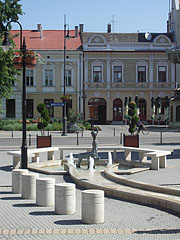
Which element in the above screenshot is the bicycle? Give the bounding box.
[135,126,149,135]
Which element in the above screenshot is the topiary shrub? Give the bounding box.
[128,101,139,135]
[37,103,50,135]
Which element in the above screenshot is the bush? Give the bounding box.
[3,122,22,131]
[37,103,50,135]
[46,122,63,131]
[26,124,38,131]
[128,101,139,135]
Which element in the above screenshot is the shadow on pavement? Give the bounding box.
[54,219,81,225]
[29,211,56,216]
[0,165,13,172]
[134,229,180,234]
[13,203,37,208]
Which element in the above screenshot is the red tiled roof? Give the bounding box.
[10,30,81,50]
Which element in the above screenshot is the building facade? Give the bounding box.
[81,30,176,124]
[0,25,83,120]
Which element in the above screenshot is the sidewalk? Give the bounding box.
[0,126,180,240]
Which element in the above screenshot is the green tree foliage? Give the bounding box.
[0,0,23,31]
[0,0,23,111]
[37,103,50,135]
[128,101,139,135]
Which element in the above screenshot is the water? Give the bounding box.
[39,163,131,172]
[108,151,112,166]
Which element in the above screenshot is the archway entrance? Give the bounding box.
[88,98,106,124]
[139,98,147,121]
[113,98,123,121]
[176,105,180,121]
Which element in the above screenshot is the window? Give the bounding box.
[44,99,54,118]
[113,66,122,82]
[138,66,146,82]
[6,99,15,117]
[26,70,34,86]
[158,66,166,82]
[66,70,72,86]
[26,99,34,118]
[93,66,102,82]
[45,70,53,86]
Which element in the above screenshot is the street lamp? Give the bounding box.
[62,15,78,136]
[2,20,28,169]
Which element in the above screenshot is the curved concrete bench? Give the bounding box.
[65,163,180,214]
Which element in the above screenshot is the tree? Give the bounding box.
[0,0,23,112]
[128,101,139,135]
[37,103,50,135]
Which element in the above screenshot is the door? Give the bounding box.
[139,98,147,121]
[113,98,123,121]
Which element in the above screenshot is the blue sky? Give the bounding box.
[14,0,170,33]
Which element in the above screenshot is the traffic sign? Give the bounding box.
[46,102,64,107]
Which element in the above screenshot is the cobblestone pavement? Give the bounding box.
[0,127,180,240]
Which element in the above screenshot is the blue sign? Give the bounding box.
[46,102,64,107]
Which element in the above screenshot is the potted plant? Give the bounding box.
[67,108,80,133]
[13,50,41,68]
[36,103,51,148]
[123,100,139,147]
[60,94,72,102]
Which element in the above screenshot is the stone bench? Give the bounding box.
[7,147,59,169]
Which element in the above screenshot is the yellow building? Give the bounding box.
[81,29,176,124]
[0,24,83,120]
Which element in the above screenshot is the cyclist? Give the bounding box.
[137,121,144,133]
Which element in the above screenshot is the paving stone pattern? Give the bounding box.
[0,127,180,240]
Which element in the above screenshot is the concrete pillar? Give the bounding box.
[21,173,39,199]
[36,178,55,207]
[82,189,104,224]
[124,150,131,161]
[12,169,29,194]
[48,151,55,160]
[159,156,166,168]
[55,183,76,215]
[151,156,159,170]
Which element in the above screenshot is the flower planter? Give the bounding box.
[13,57,37,69]
[36,135,51,148]
[123,134,139,148]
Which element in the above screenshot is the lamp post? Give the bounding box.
[2,20,28,169]
[62,15,78,136]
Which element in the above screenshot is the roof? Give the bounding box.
[81,32,174,43]
[10,30,81,50]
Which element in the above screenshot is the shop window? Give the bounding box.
[6,99,15,117]
[44,99,54,118]
[138,66,146,82]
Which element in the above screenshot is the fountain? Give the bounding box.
[107,152,112,166]
[68,152,74,165]
[76,127,99,169]
[89,156,94,171]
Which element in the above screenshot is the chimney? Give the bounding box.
[79,24,84,33]
[107,24,111,33]
[75,26,78,38]
[37,24,43,39]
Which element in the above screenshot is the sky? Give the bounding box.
[13,0,170,33]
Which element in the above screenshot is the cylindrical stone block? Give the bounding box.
[55,183,75,215]
[21,173,39,199]
[82,189,104,224]
[36,178,55,207]
[12,169,29,194]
